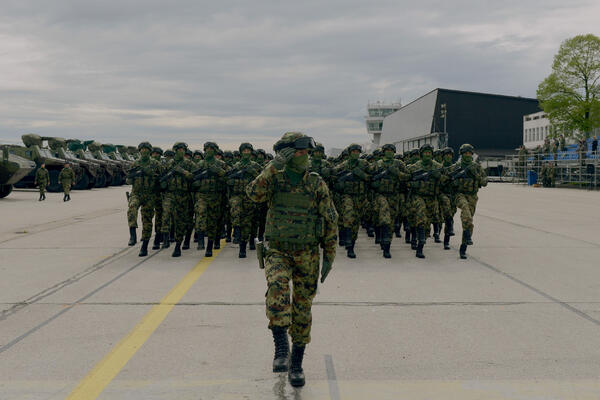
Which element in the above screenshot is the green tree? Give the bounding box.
[537,34,600,139]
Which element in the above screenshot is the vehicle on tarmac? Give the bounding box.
[0,145,36,198]
[86,141,127,186]
[102,143,134,168]
[11,134,69,192]
[46,137,101,190]
[66,139,111,188]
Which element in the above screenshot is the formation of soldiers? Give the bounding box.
[125,133,487,387]
[126,139,487,260]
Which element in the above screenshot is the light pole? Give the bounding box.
[440,103,447,148]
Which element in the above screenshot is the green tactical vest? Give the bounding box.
[265,173,323,246]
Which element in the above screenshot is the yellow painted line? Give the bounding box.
[66,248,223,400]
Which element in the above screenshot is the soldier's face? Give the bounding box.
[295,149,308,157]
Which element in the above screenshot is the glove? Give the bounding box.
[389,166,400,177]
[431,169,441,179]
[320,254,333,283]
[174,166,185,175]
[245,166,258,176]
[209,163,221,173]
[352,167,369,180]
[272,147,296,169]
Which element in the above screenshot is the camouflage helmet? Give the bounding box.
[408,148,420,157]
[266,153,274,160]
[459,143,475,154]
[215,147,223,156]
[347,143,362,153]
[164,149,175,157]
[204,141,219,150]
[151,147,163,155]
[433,149,442,157]
[173,142,188,151]
[233,150,240,157]
[256,149,266,156]
[185,149,193,157]
[239,142,253,152]
[341,148,349,156]
[224,150,233,159]
[137,141,152,151]
[419,143,434,154]
[193,150,203,157]
[381,143,396,153]
[373,148,382,157]
[273,131,316,152]
[313,142,325,153]
[442,147,455,156]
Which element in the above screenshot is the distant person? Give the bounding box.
[34,162,49,201]
[559,134,566,151]
[58,163,75,201]
[592,136,598,155]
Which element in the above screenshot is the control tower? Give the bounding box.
[365,101,401,148]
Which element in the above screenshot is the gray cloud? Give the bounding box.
[1,0,599,151]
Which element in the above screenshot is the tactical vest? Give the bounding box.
[265,173,323,247]
[376,162,397,194]
[455,176,477,194]
[167,161,188,192]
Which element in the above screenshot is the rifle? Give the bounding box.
[448,167,468,181]
[127,167,144,180]
[336,169,354,183]
[372,169,389,182]
[411,167,443,182]
[192,168,210,182]
[159,169,177,185]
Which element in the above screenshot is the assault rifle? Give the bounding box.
[159,169,179,185]
[336,169,354,183]
[192,168,210,182]
[372,169,390,182]
[127,167,144,180]
[411,168,442,182]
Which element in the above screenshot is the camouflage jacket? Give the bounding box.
[127,157,162,194]
[227,160,261,195]
[35,167,49,184]
[371,158,409,194]
[246,162,338,261]
[447,161,488,194]
[161,158,194,192]
[58,167,75,182]
[191,157,228,193]
[331,158,370,195]
[406,160,443,197]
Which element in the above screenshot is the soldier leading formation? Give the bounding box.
[124,134,487,387]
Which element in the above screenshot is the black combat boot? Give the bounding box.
[459,243,468,259]
[374,226,381,244]
[443,234,451,250]
[433,223,441,243]
[128,227,137,246]
[193,231,198,243]
[239,241,247,258]
[288,344,306,387]
[445,217,455,236]
[249,238,256,250]
[205,239,213,257]
[172,241,181,257]
[39,193,43,201]
[152,233,162,250]
[346,240,356,259]
[233,226,241,244]
[383,242,392,258]
[464,230,473,245]
[196,231,205,250]
[213,237,220,250]
[405,226,411,244]
[63,193,67,202]
[162,233,170,249]
[182,231,192,250]
[395,222,402,238]
[381,226,391,258]
[67,194,71,201]
[416,226,426,259]
[271,326,289,373]
[226,225,232,243]
[367,225,375,238]
[410,227,418,250]
[139,240,149,257]
[42,193,46,201]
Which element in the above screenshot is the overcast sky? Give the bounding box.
[1,0,599,152]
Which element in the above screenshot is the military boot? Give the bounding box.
[128,227,137,246]
[416,226,426,259]
[205,239,213,257]
[182,231,192,250]
[139,240,149,257]
[226,225,232,243]
[288,344,306,387]
[395,223,402,238]
[213,237,221,250]
[63,193,67,202]
[405,226,411,244]
[443,234,451,250]
[374,226,381,245]
[196,231,205,250]
[38,193,43,201]
[239,241,247,258]
[367,225,375,238]
[67,194,71,201]
[445,217,455,236]
[346,240,356,259]
[433,223,441,243]
[410,227,418,250]
[249,238,256,251]
[271,326,289,373]
[381,226,391,258]
[172,241,181,257]
[152,233,162,250]
[42,193,46,200]
[459,244,468,259]
[233,226,241,244]
[161,234,170,249]
[463,230,473,245]
[193,231,198,243]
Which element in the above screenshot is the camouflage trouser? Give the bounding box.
[408,195,440,232]
[398,192,408,220]
[455,192,478,241]
[229,194,255,241]
[439,192,456,220]
[154,193,163,234]
[161,191,192,242]
[38,181,48,195]
[333,192,343,231]
[127,192,157,240]
[364,192,376,227]
[340,194,366,242]
[194,192,222,239]
[264,245,319,345]
[61,180,72,195]
[375,193,400,244]
[253,202,268,239]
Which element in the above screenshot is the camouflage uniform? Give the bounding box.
[127,144,161,243]
[247,132,337,387]
[151,147,164,247]
[332,144,370,258]
[34,167,49,199]
[160,143,195,254]
[58,165,75,197]
[406,144,442,258]
[439,147,457,249]
[228,143,261,257]
[192,142,228,255]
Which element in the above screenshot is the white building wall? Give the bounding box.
[380,90,438,146]
[523,111,552,149]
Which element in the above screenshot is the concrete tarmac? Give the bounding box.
[1,184,600,399]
